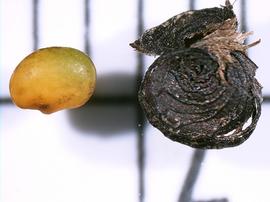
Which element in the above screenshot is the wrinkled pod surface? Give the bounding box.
[131,1,262,149]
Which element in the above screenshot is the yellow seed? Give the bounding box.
[9,47,96,114]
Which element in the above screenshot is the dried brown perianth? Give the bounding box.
[191,17,261,83]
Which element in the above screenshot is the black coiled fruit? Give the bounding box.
[130,1,262,149]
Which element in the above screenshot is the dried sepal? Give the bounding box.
[130,1,235,55]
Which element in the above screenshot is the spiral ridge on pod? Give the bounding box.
[139,48,261,149]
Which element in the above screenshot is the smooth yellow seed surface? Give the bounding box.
[9,47,96,114]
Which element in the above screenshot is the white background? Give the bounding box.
[1,0,270,202]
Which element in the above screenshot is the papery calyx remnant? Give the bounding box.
[130,0,262,149]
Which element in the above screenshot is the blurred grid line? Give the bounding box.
[189,0,195,10]
[178,149,206,202]
[84,0,90,55]
[240,0,247,33]
[134,0,146,201]
[1,95,270,105]
[33,0,39,50]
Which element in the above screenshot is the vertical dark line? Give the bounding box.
[84,0,90,55]
[33,0,39,50]
[136,0,146,201]
[178,150,206,202]
[189,0,196,10]
[137,115,145,202]
[240,0,247,32]
[240,0,248,45]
